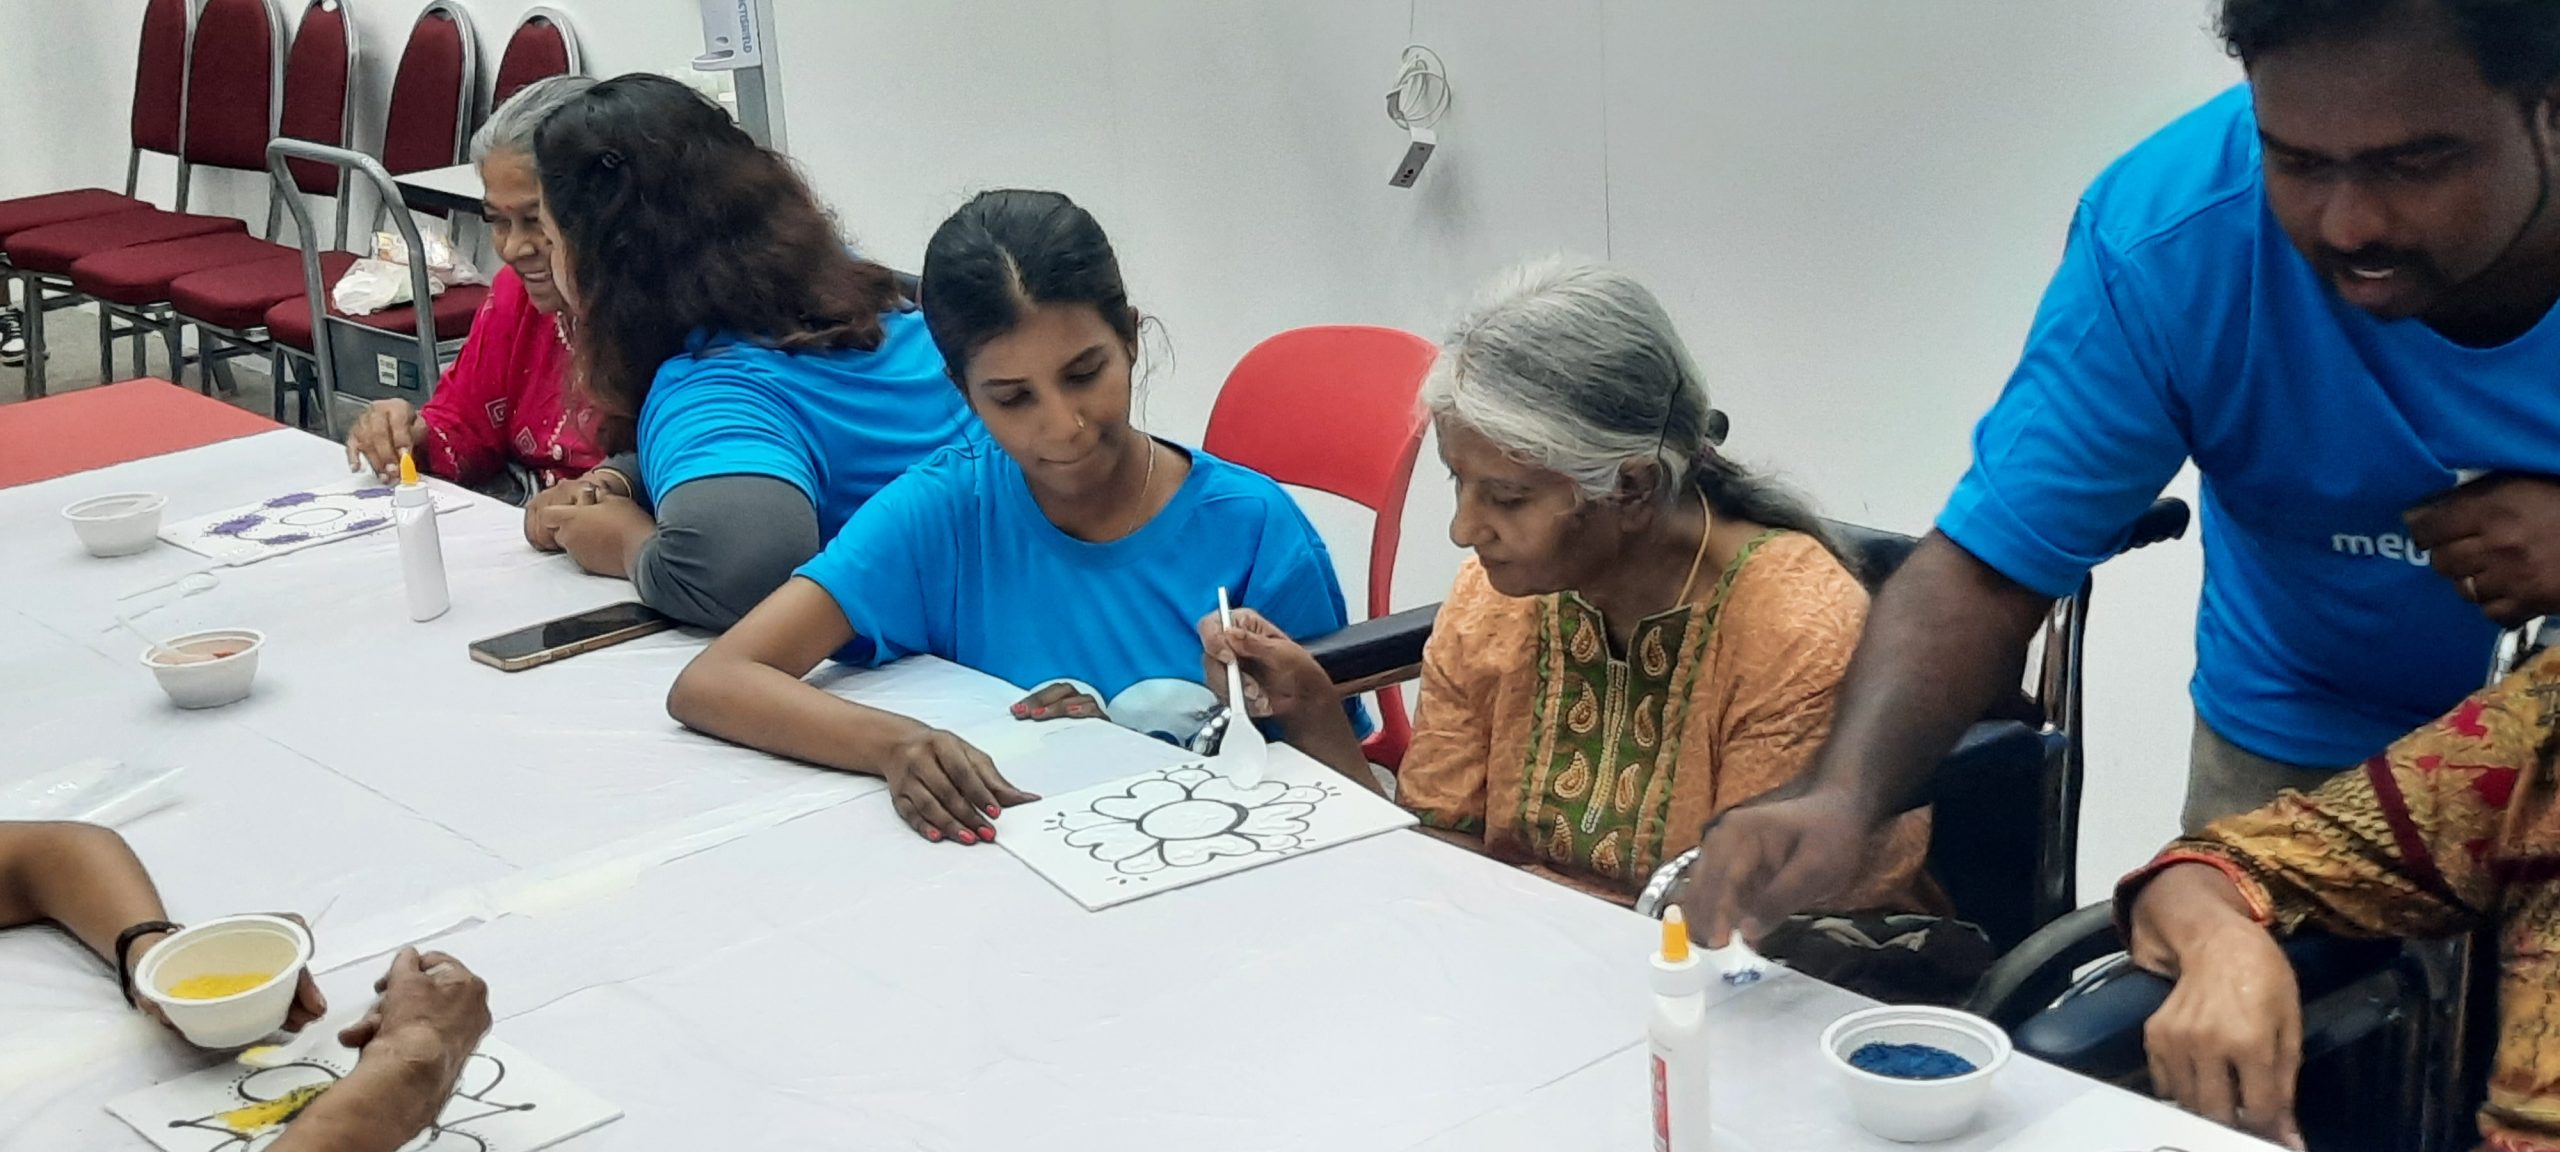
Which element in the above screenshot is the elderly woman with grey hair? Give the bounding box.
[1205,258,1936,914]
[342,75,620,512]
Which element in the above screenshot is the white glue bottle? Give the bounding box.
[393,448,450,621]
[1649,905,1710,1152]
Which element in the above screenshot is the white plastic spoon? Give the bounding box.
[1216,587,1269,787]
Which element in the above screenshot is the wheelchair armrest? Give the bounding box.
[1306,604,1440,691]
[2123,497,2191,553]
[1916,719,2047,814]
[2012,927,2406,1080]
[1969,902,2122,1029]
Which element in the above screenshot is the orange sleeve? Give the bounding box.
[1394,560,1508,834]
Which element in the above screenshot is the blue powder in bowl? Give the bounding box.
[1847,1041,1977,1080]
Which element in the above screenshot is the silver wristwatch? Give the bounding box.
[1633,847,1699,919]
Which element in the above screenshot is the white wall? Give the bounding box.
[768,0,2239,897]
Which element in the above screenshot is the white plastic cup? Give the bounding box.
[1821,1004,2013,1143]
[62,492,167,557]
[134,914,313,1049]
[140,629,265,709]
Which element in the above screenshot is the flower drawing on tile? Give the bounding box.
[1047,763,1335,882]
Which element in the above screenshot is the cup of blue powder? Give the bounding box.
[1820,1005,2012,1142]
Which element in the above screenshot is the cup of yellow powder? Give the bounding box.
[134,914,313,1048]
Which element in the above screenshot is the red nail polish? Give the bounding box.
[981,824,997,841]
[1032,707,1049,717]
[956,829,978,845]
[923,827,943,842]
[984,805,1001,818]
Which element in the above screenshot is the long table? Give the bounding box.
[0,427,2275,1150]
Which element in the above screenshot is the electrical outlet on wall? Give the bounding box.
[1389,127,1436,188]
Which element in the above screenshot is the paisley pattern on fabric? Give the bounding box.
[2129,650,2560,1152]
[1518,532,1777,884]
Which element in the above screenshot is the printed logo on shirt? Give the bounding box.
[2331,531,2431,566]
[484,398,512,428]
[514,428,539,458]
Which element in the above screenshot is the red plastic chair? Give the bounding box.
[492,8,582,110]
[1202,325,1439,770]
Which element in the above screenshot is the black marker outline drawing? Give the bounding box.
[1044,762,1339,887]
[163,1051,533,1152]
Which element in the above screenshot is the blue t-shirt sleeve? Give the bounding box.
[637,356,822,509]
[1234,502,1375,739]
[792,463,957,667]
[1937,206,2193,599]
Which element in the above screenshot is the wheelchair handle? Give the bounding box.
[2121,498,2191,554]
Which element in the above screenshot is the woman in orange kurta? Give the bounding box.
[1207,259,1932,912]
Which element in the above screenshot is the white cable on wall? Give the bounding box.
[1385,44,1449,130]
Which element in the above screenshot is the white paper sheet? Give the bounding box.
[998,743,1417,909]
[159,477,470,566]
[106,1038,619,1152]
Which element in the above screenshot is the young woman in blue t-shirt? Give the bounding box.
[668,189,1360,845]
[522,74,973,629]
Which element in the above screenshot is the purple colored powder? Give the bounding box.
[206,514,264,537]
[1848,1042,1976,1080]
[352,486,394,499]
[265,491,320,508]
[343,516,388,533]
[261,532,311,546]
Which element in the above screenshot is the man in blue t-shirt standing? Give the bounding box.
[1688,0,2560,946]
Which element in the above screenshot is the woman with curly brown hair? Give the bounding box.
[523,74,975,629]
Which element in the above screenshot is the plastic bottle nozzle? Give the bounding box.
[1660,905,1692,964]
[398,447,419,487]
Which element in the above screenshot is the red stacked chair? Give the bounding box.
[63,0,302,392]
[153,0,363,414]
[0,0,190,387]
[492,8,582,110]
[259,1,481,427]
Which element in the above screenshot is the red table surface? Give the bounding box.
[0,379,285,489]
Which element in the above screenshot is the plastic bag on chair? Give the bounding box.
[331,224,485,315]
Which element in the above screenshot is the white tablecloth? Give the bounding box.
[0,430,2277,1150]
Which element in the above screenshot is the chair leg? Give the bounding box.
[206,342,239,398]
[164,319,193,394]
[268,348,285,422]
[96,304,115,385]
[23,275,48,398]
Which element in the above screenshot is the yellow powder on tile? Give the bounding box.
[214,1082,329,1133]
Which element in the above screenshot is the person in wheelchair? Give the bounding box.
[1203,259,1939,922]
[2122,647,2560,1150]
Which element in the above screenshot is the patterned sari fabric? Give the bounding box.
[1397,530,1935,909]
[2119,648,2560,1152]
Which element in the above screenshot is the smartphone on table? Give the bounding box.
[468,602,672,672]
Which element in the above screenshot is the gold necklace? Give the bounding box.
[1671,492,1714,609]
[1111,435,1161,540]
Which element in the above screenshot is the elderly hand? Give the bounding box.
[2406,473,2560,628]
[1195,607,1332,728]
[344,400,428,481]
[337,947,491,1095]
[2128,863,2306,1150]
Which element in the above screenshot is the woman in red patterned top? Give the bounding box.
[344,76,615,506]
